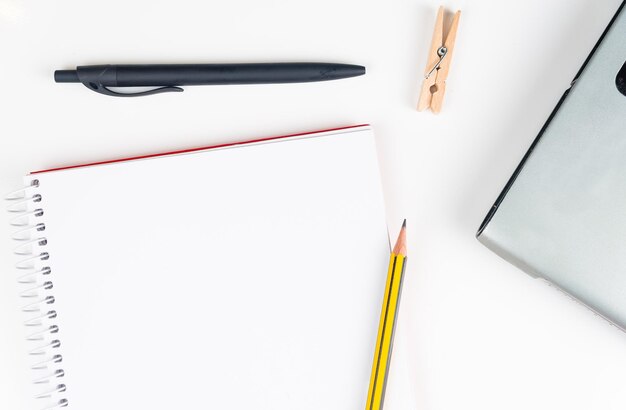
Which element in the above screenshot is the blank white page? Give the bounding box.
[27,126,389,409]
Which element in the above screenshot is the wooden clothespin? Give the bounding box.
[417,7,461,114]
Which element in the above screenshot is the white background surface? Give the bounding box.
[1,0,625,409]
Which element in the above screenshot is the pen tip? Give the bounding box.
[402,219,406,229]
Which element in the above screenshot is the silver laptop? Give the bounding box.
[477,2,626,329]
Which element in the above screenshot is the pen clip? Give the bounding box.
[82,83,184,97]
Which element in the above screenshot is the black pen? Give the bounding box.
[54,62,366,97]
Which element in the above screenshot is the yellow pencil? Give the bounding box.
[366,220,407,410]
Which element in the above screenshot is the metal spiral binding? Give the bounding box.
[6,179,68,409]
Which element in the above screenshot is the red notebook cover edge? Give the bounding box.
[31,124,370,175]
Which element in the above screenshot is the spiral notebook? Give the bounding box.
[6,125,391,410]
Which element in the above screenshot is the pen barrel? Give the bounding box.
[112,63,364,86]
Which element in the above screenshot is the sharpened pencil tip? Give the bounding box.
[392,220,407,256]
